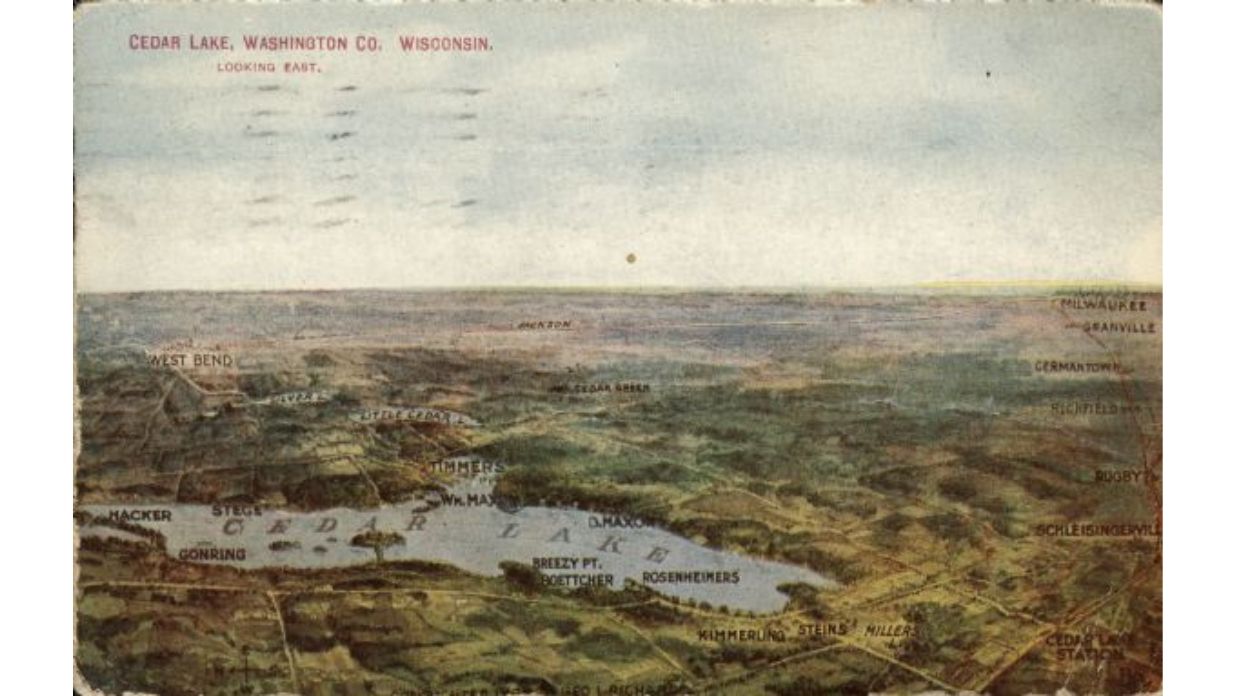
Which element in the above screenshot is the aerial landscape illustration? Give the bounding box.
[75,289,1162,694]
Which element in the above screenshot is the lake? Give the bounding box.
[80,481,835,613]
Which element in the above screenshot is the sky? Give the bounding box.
[74,2,1162,292]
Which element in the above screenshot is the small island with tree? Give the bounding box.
[350,530,406,563]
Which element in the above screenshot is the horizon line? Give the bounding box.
[74,279,1163,297]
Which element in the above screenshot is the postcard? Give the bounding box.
[74,2,1162,694]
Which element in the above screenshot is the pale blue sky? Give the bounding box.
[75,2,1161,291]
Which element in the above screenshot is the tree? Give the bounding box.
[350,530,405,562]
[498,561,543,595]
[899,601,979,662]
[777,581,832,617]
